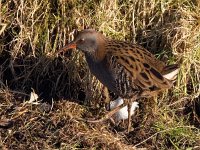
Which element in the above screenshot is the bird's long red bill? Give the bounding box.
[58,42,76,54]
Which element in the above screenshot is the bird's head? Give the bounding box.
[59,29,106,61]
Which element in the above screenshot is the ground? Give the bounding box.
[0,0,200,149]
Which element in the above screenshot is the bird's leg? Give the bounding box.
[125,97,137,133]
[127,102,132,133]
[102,86,110,110]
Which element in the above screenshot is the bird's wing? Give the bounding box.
[107,41,172,93]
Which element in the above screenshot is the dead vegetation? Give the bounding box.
[0,0,200,149]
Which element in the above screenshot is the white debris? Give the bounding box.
[110,97,139,122]
[28,91,40,105]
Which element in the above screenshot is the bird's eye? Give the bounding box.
[79,38,85,43]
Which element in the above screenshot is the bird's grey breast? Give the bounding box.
[85,54,117,93]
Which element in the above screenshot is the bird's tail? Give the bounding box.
[162,64,179,81]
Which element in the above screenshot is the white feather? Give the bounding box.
[163,68,179,80]
[110,97,139,121]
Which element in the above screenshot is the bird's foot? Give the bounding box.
[86,102,127,123]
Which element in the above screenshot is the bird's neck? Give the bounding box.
[91,37,108,62]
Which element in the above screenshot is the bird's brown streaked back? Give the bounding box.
[105,40,173,93]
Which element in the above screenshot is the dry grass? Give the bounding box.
[0,0,200,149]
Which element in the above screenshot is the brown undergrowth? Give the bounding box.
[0,0,200,149]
